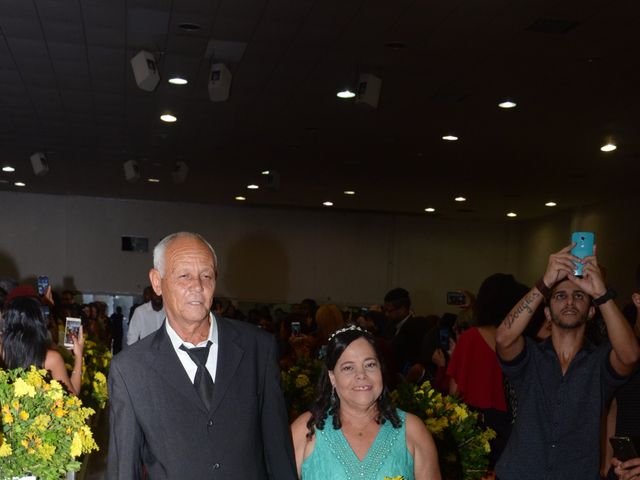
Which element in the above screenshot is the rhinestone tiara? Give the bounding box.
[328,324,366,342]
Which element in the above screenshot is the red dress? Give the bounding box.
[446,327,507,411]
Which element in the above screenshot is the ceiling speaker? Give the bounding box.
[30,152,49,176]
[355,73,382,108]
[123,160,140,182]
[171,161,189,184]
[208,63,232,102]
[131,50,160,92]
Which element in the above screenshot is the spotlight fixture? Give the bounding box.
[600,143,616,152]
[454,196,466,202]
[498,101,517,109]
[160,114,177,123]
[343,190,355,195]
[247,184,259,190]
[2,166,15,172]
[261,170,270,175]
[131,50,160,92]
[507,212,517,218]
[337,89,356,99]
[424,207,435,213]
[14,181,26,187]
[442,135,459,141]
[235,196,246,201]
[147,178,160,183]
[323,201,334,207]
[545,201,557,207]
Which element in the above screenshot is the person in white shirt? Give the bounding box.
[127,289,164,345]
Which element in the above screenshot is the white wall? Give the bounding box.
[0,191,522,315]
[517,195,640,305]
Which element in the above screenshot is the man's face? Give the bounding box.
[383,302,407,324]
[545,279,594,330]
[150,237,216,329]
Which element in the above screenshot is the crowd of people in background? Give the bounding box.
[1,239,640,479]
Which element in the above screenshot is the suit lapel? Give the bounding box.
[148,323,207,413]
[209,316,244,415]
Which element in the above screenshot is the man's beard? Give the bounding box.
[550,309,588,330]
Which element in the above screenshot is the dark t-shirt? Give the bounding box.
[497,337,627,480]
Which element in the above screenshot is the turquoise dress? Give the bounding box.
[301,409,414,480]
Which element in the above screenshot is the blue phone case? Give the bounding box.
[570,232,594,276]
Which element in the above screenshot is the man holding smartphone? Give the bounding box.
[495,244,640,480]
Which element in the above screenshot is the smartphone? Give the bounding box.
[446,291,466,305]
[291,321,301,336]
[570,232,595,277]
[37,275,49,296]
[438,326,451,351]
[64,317,81,349]
[610,436,639,462]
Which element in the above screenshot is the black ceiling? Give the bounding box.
[1,0,639,220]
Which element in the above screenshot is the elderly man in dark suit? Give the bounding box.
[107,232,297,479]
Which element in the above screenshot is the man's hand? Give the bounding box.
[567,247,607,298]
[613,456,640,479]
[542,244,578,288]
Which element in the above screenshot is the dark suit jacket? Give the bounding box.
[107,315,297,479]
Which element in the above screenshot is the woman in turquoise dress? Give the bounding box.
[291,325,440,479]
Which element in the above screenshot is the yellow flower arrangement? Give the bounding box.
[392,381,496,480]
[0,367,99,479]
[61,338,111,410]
[281,357,323,420]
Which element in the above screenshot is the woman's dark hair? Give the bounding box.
[475,273,529,327]
[1,296,50,369]
[306,326,400,438]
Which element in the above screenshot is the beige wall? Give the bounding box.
[0,191,523,315]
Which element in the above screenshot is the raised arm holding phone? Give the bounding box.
[494,237,640,480]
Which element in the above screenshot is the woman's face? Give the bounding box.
[328,337,383,410]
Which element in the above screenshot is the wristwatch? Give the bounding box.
[593,288,617,306]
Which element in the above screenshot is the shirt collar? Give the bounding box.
[540,335,596,355]
[165,312,218,349]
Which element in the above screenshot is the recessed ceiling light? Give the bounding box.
[235,196,246,201]
[337,90,356,99]
[600,143,616,152]
[261,170,270,175]
[454,196,466,202]
[147,178,160,183]
[442,135,459,141]
[247,184,259,190]
[507,212,517,217]
[424,207,435,213]
[160,114,177,123]
[545,201,557,207]
[323,201,333,207]
[343,190,355,195]
[168,77,188,85]
[2,166,15,172]
[498,101,517,109]
[14,181,25,187]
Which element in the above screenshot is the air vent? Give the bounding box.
[527,19,578,34]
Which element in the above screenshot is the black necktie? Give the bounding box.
[180,341,214,410]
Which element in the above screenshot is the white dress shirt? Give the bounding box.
[165,313,218,383]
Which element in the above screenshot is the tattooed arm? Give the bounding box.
[496,244,577,361]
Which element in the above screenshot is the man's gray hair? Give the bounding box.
[153,232,218,278]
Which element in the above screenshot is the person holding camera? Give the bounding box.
[495,244,639,480]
